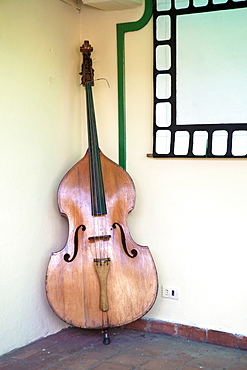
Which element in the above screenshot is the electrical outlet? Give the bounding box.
[162,286,179,300]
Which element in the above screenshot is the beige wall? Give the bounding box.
[0,0,81,355]
[1,0,247,357]
[81,2,247,338]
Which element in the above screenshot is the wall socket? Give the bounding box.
[162,286,179,300]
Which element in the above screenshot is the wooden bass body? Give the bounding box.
[46,150,158,329]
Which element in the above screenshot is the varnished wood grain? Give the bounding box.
[46,151,158,329]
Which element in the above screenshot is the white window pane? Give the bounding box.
[175,0,190,9]
[177,9,247,125]
[156,130,171,154]
[194,0,208,6]
[156,45,171,71]
[156,74,171,99]
[213,0,227,4]
[232,130,247,156]
[193,131,208,156]
[157,0,171,11]
[174,131,190,155]
[212,130,228,156]
[156,102,171,127]
[156,15,171,41]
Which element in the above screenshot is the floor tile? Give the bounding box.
[0,327,246,370]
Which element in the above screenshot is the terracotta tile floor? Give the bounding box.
[0,327,246,370]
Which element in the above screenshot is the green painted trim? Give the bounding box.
[117,0,153,169]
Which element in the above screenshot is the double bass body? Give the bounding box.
[46,41,158,330]
[46,151,157,328]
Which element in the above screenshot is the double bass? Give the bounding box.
[46,41,158,343]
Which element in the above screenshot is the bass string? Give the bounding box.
[90,151,109,326]
[86,83,109,328]
[86,84,108,261]
[86,84,98,261]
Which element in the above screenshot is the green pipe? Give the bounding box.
[116,0,153,169]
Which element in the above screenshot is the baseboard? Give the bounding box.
[124,318,247,350]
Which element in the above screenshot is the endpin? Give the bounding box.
[103,328,110,345]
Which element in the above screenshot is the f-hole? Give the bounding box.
[64,224,86,263]
[112,223,137,258]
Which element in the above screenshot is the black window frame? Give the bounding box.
[153,0,247,158]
